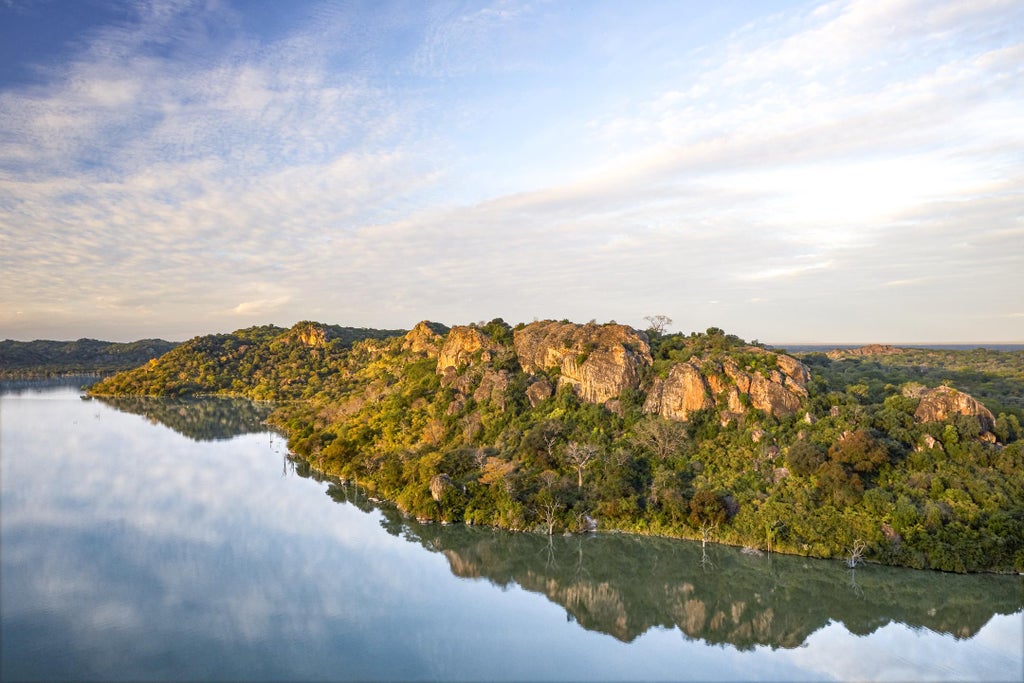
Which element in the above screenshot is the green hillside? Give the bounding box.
[89,319,1024,572]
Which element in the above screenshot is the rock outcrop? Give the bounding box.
[525,379,554,407]
[289,321,330,347]
[826,344,903,360]
[775,353,812,386]
[645,349,810,420]
[437,326,503,373]
[403,321,443,358]
[513,321,652,405]
[473,369,511,407]
[429,473,453,502]
[906,385,996,433]
[643,362,714,420]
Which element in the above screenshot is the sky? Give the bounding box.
[0,0,1021,344]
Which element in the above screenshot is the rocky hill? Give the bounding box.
[88,322,405,399]
[88,317,1024,572]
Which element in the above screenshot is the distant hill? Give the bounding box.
[0,338,179,378]
[777,343,1024,353]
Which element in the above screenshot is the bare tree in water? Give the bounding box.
[846,539,867,568]
[699,521,718,570]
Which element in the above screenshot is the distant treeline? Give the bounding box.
[782,344,1024,353]
[0,338,179,378]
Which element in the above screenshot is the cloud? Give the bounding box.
[0,0,1021,342]
[230,296,291,317]
[883,278,931,288]
[740,261,835,282]
[413,0,536,77]
[778,618,1024,682]
[0,2,442,336]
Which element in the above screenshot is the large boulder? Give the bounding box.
[775,353,811,386]
[403,321,443,358]
[513,321,652,405]
[908,385,995,433]
[748,373,805,417]
[473,369,511,407]
[643,362,715,420]
[525,379,554,407]
[437,326,502,373]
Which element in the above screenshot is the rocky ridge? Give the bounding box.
[406,322,1004,435]
[513,320,652,405]
[84,316,1023,572]
[422,319,814,423]
[826,344,903,360]
[644,349,810,421]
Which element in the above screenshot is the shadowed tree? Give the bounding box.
[630,416,688,461]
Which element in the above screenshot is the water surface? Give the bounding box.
[2,381,1021,681]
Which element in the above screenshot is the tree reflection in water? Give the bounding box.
[93,393,1022,653]
[94,395,273,441]
[320,478,1023,651]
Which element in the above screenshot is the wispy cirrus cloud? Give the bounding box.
[0,0,1021,342]
[0,1,440,339]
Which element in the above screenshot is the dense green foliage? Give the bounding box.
[802,348,1024,419]
[89,322,407,399]
[90,320,1024,572]
[0,338,178,378]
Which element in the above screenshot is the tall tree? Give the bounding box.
[564,441,599,489]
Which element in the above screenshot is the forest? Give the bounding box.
[86,319,1024,573]
[0,337,178,378]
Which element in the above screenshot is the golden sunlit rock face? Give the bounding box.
[437,326,503,373]
[402,321,443,358]
[514,320,652,405]
[644,349,810,421]
[909,384,996,433]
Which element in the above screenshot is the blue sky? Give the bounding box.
[1,0,1021,343]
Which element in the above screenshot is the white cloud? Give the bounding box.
[230,296,291,317]
[778,618,1024,682]
[0,0,1021,342]
[741,261,835,282]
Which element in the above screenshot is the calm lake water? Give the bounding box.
[2,380,1021,682]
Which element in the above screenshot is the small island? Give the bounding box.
[87,319,1024,573]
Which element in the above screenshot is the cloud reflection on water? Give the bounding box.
[1,385,1021,682]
